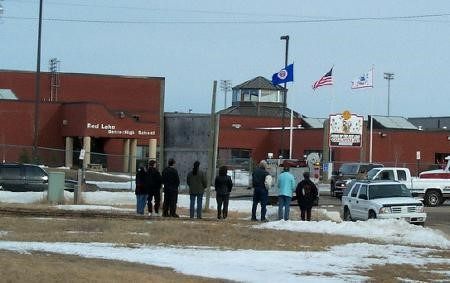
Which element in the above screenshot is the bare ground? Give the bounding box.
[0,204,449,282]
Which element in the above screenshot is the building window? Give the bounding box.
[232,89,239,103]
[241,89,259,102]
[260,90,279,102]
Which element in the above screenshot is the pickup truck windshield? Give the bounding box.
[369,184,412,199]
[367,168,381,180]
[340,164,359,175]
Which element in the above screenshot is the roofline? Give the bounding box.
[0,69,165,81]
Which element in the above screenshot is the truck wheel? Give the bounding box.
[343,207,352,221]
[368,210,377,219]
[424,190,443,207]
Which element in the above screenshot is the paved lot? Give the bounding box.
[231,184,450,236]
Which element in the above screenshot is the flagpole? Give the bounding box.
[369,66,374,163]
[329,69,335,164]
[279,35,289,159]
[289,108,293,159]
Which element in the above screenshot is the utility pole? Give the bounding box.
[279,35,289,159]
[383,72,394,116]
[33,0,44,162]
[205,81,217,211]
[220,80,231,109]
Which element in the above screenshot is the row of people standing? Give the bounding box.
[135,160,162,215]
[251,160,319,222]
[137,158,316,221]
[135,158,180,217]
[186,162,233,219]
[135,159,233,220]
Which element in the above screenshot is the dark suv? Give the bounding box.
[0,163,49,192]
[330,162,383,198]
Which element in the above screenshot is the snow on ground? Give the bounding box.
[0,191,47,204]
[86,181,135,190]
[0,241,448,283]
[55,205,134,213]
[86,170,249,190]
[1,189,450,281]
[258,219,450,249]
[1,190,449,248]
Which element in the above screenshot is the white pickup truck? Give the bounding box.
[367,167,450,207]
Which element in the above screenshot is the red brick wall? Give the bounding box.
[0,70,163,169]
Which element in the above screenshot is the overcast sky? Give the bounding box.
[1,0,450,118]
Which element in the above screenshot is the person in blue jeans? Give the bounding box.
[135,166,149,215]
[251,160,270,221]
[277,165,296,220]
[187,161,207,219]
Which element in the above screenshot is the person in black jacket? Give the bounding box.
[146,160,162,216]
[162,158,180,217]
[135,166,149,215]
[214,165,233,219]
[296,171,318,221]
[251,160,270,221]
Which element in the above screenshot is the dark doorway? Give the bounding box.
[91,138,107,167]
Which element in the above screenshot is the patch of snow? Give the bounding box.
[256,219,450,248]
[0,241,448,282]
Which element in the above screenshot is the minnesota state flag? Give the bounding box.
[272,63,294,85]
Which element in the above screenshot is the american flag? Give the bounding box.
[312,67,333,90]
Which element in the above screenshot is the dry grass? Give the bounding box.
[0,250,225,283]
[361,262,450,282]
[0,215,363,251]
[0,205,449,282]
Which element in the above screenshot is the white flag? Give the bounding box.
[351,69,373,89]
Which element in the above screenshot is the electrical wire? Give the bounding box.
[3,12,450,25]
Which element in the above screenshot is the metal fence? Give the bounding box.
[2,144,445,190]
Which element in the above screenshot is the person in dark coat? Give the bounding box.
[214,165,233,219]
[251,160,270,221]
[146,160,162,216]
[162,158,180,217]
[296,171,319,221]
[135,165,149,215]
[187,161,207,219]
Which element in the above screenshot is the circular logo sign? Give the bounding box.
[342,110,351,120]
[278,69,288,80]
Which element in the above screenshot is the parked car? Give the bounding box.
[367,167,450,207]
[341,180,426,225]
[0,163,75,192]
[330,162,383,197]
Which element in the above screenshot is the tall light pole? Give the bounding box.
[383,72,394,116]
[279,35,289,158]
[219,80,231,109]
[33,0,44,161]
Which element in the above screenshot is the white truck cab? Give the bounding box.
[367,167,450,207]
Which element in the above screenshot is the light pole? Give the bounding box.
[219,80,231,109]
[279,35,289,159]
[32,0,44,161]
[383,72,394,116]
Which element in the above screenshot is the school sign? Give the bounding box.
[329,111,364,147]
